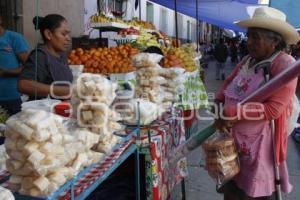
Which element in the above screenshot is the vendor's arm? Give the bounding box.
[18,79,70,98]
[0,33,29,76]
[18,50,70,99]
[224,55,297,120]
[0,52,29,76]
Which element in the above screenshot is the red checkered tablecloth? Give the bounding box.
[58,136,135,200]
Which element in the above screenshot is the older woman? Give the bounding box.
[18,14,73,100]
[214,7,299,200]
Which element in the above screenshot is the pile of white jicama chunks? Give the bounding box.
[4,109,103,197]
[71,73,124,152]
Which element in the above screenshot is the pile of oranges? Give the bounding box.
[162,54,183,68]
[68,44,140,74]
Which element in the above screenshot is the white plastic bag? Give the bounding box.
[124,98,158,125]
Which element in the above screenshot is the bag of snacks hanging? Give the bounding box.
[202,132,240,187]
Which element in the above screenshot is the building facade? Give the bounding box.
[1,0,219,48]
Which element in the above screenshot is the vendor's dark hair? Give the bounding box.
[143,46,164,56]
[32,14,66,41]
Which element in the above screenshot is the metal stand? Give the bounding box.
[135,101,141,200]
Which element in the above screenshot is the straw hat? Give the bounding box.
[235,7,299,44]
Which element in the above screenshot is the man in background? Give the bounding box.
[214,38,228,80]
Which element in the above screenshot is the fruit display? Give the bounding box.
[118,27,140,36]
[127,18,156,30]
[90,14,156,30]
[90,14,125,24]
[4,109,102,197]
[162,54,183,68]
[68,44,139,74]
[161,47,197,72]
[131,31,160,51]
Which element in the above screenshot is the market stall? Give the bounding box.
[0,0,210,199]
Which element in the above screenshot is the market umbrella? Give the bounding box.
[149,0,266,31]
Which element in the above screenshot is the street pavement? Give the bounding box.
[171,58,300,200]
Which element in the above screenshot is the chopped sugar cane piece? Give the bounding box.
[108,121,123,130]
[47,172,67,186]
[9,151,27,162]
[96,143,113,154]
[89,151,105,164]
[62,134,76,144]
[10,160,24,170]
[28,150,45,166]
[84,80,97,94]
[4,138,17,150]
[5,117,18,130]
[24,142,39,156]
[18,162,34,176]
[39,142,55,154]
[16,138,28,150]
[29,187,40,197]
[65,142,86,153]
[9,175,22,184]
[33,176,49,192]
[75,129,99,148]
[6,159,14,172]
[26,110,48,128]
[54,167,75,179]
[100,134,113,144]
[32,129,51,142]
[50,134,62,145]
[47,182,59,195]
[14,121,34,140]
[4,128,19,139]
[82,110,93,122]
[35,118,52,131]
[53,146,65,155]
[21,176,35,190]
[72,153,88,171]
[40,155,59,167]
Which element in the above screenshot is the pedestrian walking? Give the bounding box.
[214,38,228,80]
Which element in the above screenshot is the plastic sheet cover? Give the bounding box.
[149,0,265,31]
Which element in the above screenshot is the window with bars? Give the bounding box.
[0,0,23,32]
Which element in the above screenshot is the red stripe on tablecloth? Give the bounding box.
[59,137,134,199]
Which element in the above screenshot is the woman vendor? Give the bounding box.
[18,14,73,100]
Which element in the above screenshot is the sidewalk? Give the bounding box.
[171,58,300,200]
